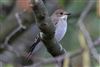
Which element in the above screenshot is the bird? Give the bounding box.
[51,9,70,41]
[25,9,70,60]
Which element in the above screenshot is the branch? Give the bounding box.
[26,48,84,67]
[31,0,67,57]
[32,55,65,67]
[4,12,27,45]
[77,0,100,63]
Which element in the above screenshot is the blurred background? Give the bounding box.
[0,0,100,67]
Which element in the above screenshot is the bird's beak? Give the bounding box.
[64,12,71,15]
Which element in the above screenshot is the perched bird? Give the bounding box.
[51,9,70,41]
[25,9,70,60]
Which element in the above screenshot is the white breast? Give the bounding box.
[55,15,68,41]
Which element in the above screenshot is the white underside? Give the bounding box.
[55,16,67,41]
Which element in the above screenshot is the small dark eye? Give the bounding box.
[60,12,63,15]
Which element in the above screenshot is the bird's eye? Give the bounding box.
[60,12,63,15]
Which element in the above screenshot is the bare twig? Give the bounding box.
[4,27,21,45]
[77,0,100,63]
[32,55,65,67]
[15,13,27,29]
[4,12,26,45]
[25,48,83,67]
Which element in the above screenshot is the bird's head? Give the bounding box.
[53,9,70,20]
[51,9,70,25]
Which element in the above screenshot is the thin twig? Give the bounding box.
[4,12,26,45]
[15,13,27,29]
[25,48,83,67]
[77,0,100,63]
[4,27,21,45]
